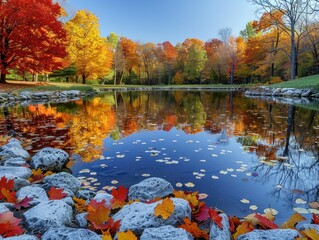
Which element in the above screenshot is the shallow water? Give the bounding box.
[1,90,319,223]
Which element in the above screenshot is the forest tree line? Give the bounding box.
[0,0,318,85]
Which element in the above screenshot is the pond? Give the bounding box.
[1,90,319,223]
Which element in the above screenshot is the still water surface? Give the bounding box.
[1,90,319,223]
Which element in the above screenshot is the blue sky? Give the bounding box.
[65,0,257,44]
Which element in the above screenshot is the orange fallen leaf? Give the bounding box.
[232,221,254,240]
[73,197,87,213]
[47,187,67,200]
[179,217,209,239]
[302,228,319,239]
[117,230,137,240]
[209,208,223,229]
[154,197,175,220]
[86,204,110,228]
[1,188,17,204]
[280,212,306,229]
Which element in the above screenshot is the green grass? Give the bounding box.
[270,75,319,89]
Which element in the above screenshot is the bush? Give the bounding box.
[269,76,283,84]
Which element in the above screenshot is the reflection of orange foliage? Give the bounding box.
[122,117,138,137]
[163,114,177,131]
[182,125,201,134]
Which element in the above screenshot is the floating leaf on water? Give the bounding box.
[264,208,278,216]
[200,160,206,162]
[176,182,183,188]
[185,182,195,188]
[212,154,218,157]
[116,154,125,158]
[249,205,258,211]
[198,193,208,200]
[278,156,289,161]
[308,209,319,214]
[283,163,294,168]
[212,175,219,180]
[231,174,237,177]
[240,199,250,204]
[295,198,307,204]
[200,169,206,172]
[79,169,90,174]
[220,170,228,175]
[291,189,305,195]
[111,180,118,185]
[226,168,234,172]
[90,172,97,176]
[246,173,252,176]
[293,207,309,214]
[309,202,319,209]
[276,185,283,189]
[141,173,151,177]
[236,161,244,164]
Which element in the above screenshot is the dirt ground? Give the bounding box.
[0,81,49,92]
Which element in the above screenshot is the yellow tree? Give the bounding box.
[65,10,113,84]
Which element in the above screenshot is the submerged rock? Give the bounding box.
[113,198,191,233]
[23,200,73,234]
[140,225,193,240]
[41,227,100,240]
[30,147,69,171]
[237,229,301,240]
[128,177,173,201]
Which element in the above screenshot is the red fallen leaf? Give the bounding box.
[229,216,241,233]
[0,211,24,237]
[193,202,210,222]
[1,188,17,203]
[111,185,128,202]
[47,187,67,200]
[254,213,278,229]
[0,176,14,192]
[312,214,319,225]
[98,218,121,233]
[14,196,32,209]
[209,208,223,229]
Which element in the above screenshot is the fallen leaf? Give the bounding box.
[86,204,110,229]
[232,221,254,240]
[179,217,209,239]
[47,187,67,200]
[193,202,210,222]
[154,198,175,220]
[14,196,32,209]
[280,212,306,229]
[309,202,319,209]
[0,176,14,192]
[73,197,87,213]
[303,228,319,239]
[117,230,137,240]
[0,211,24,237]
[254,213,278,229]
[1,188,16,204]
[312,214,319,224]
[209,208,223,229]
[111,185,128,202]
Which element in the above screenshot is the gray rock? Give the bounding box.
[93,192,113,206]
[61,196,75,207]
[128,177,173,201]
[301,89,312,97]
[299,223,319,232]
[0,203,9,214]
[43,172,80,195]
[237,229,300,240]
[76,189,96,201]
[41,227,100,240]
[30,147,69,171]
[140,225,193,240]
[23,200,73,234]
[0,139,30,161]
[0,174,30,190]
[4,235,39,240]
[16,186,49,206]
[210,213,231,240]
[4,157,28,167]
[0,166,32,179]
[113,198,191,233]
[76,213,88,228]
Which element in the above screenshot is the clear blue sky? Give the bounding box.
[65,0,257,44]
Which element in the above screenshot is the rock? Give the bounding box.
[43,172,81,195]
[30,147,69,171]
[210,213,231,240]
[113,198,191,233]
[301,89,312,97]
[0,139,30,161]
[23,200,73,234]
[4,235,39,240]
[0,166,32,179]
[3,157,28,167]
[61,196,75,207]
[76,189,96,201]
[16,186,49,206]
[76,213,88,228]
[237,229,300,240]
[0,203,9,214]
[299,223,319,232]
[93,192,113,206]
[128,177,174,201]
[41,227,101,240]
[0,174,30,190]
[140,225,193,240]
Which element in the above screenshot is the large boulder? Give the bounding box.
[140,225,193,240]
[76,190,96,201]
[3,235,39,240]
[41,227,100,240]
[0,174,30,190]
[30,147,69,171]
[43,172,81,195]
[210,213,231,240]
[23,200,73,234]
[237,229,301,240]
[3,157,28,167]
[0,166,32,179]
[128,177,173,201]
[0,139,30,161]
[113,198,191,233]
[16,186,49,206]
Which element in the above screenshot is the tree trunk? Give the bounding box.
[114,70,117,85]
[82,74,86,84]
[0,73,6,83]
[283,105,295,156]
[290,27,296,80]
[230,61,235,85]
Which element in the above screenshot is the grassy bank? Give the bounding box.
[270,75,319,89]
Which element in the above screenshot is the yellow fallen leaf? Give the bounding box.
[280,212,306,229]
[154,197,175,220]
[117,230,137,240]
[303,228,319,240]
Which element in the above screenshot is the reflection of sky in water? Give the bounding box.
[1,91,319,223]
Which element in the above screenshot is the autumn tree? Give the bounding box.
[159,41,178,85]
[205,39,224,83]
[138,43,156,85]
[65,10,113,84]
[250,0,319,80]
[0,0,67,83]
